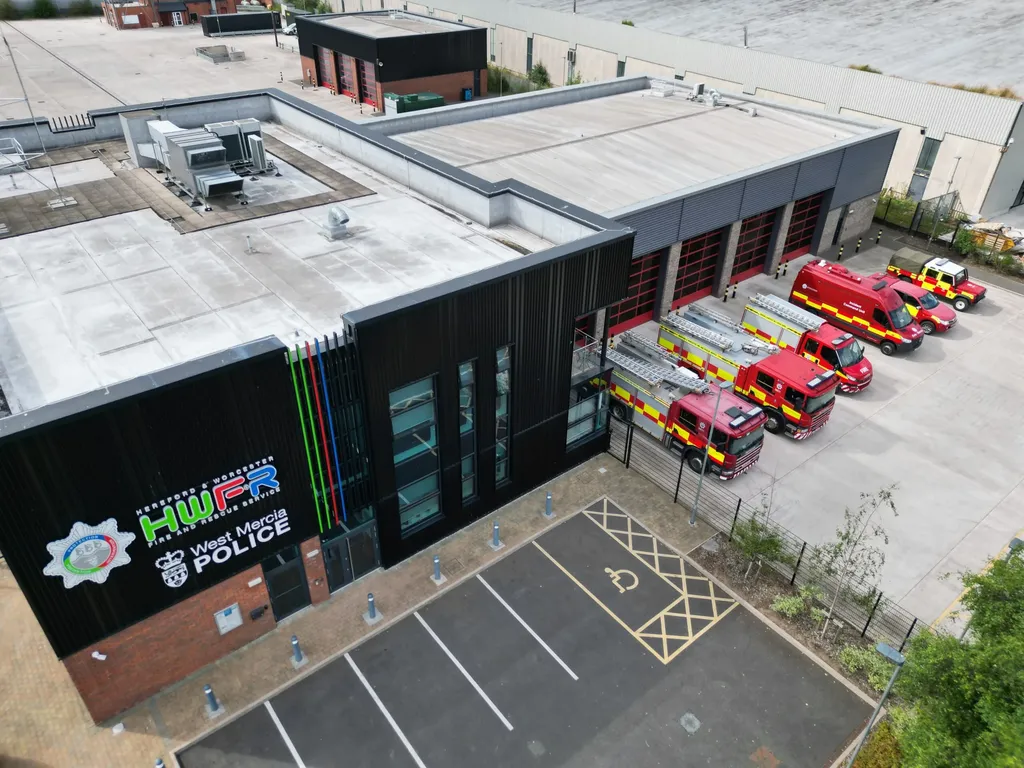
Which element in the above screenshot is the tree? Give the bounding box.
[808,484,898,639]
[528,63,550,88]
[0,0,20,20]
[896,552,1024,766]
[31,0,57,16]
[731,483,790,583]
[566,70,583,86]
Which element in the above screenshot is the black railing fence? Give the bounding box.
[608,414,928,652]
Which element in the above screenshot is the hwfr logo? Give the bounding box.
[138,461,279,546]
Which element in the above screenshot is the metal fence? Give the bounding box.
[608,415,928,652]
[874,189,968,243]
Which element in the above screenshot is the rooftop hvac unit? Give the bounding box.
[236,118,262,161]
[692,82,705,97]
[567,48,576,64]
[204,121,245,164]
[248,134,268,172]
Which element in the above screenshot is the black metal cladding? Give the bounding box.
[349,234,634,567]
[0,343,323,659]
[200,12,280,37]
[297,15,486,82]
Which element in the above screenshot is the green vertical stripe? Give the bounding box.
[297,344,329,528]
[288,350,324,533]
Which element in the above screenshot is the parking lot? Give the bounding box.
[666,244,1024,627]
[178,499,869,768]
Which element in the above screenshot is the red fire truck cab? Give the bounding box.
[871,273,957,334]
[790,259,924,356]
[606,332,768,479]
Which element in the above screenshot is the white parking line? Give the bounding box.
[413,610,515,732]
[346,653,428,768]
[476,574,579,681]
[264,701,307,768]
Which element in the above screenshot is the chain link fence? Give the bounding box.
[608,415,929,652]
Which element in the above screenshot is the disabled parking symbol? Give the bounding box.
[605,567,638,594]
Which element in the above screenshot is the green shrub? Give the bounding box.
[566,70,583,86]
[528,63,551,88]
[852,719,902,768]
[621,19,634,26]
[68,0,99,15]
[31,0,57,17]
[771,594,806,618]
[0,0,20,19]
[732,515,789,567]
[810,606,828,625]
[839,645,894,692]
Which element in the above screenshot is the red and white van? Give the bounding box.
[872,273,957,335]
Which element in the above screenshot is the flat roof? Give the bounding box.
[0,124,550,414]
[395,87,869,215]
[319,11,468,38]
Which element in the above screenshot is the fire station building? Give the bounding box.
[0,76,894,722]
[296,10,487,109]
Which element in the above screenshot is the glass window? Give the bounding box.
[915,137,941,175]
[390,376,442,536]
[459,361,476,502]
[678,407,698,431]
[836,340,865,368]
[755,371,775,390]
[784,387,805,409]
[566,389,608,447]
[804,339,820,355]
[821,345,840,367]
[889,305,913,329]
[495,346,512,484]
[919,292,939,309]
[873,308,891,328]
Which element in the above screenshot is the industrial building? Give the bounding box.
[0,76,893,722]
[295,10,487,108]
[361,0,1024,218]
[383,78,897,336]
[100,0,252,28]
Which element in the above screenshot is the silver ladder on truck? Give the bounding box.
[606,347,710,394]
[748,293,824,332]
[684,303,778,356]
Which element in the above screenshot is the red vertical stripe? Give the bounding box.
[306,341,339,526]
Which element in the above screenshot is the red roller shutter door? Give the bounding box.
[607,249,663,336]
[336,53,358,98]
[357,58,378,107]
[671,228,724,310]
[781,192,825,262]
[731,209,777,283]
[316,46,335,91]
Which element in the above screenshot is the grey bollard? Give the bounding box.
[203,684,223,718]
[368,593,376,619]
[492,521,500,547]
[433,555,441,581]
[544,491,554,519]
[291,635,302,663]
[156,761,165,768]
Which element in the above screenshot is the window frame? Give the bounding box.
[458,360,477,503]
[389,375,443,537]
[755,371,775,391]
[495,345,513,486]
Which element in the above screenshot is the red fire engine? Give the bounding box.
[740,293,873,393]
[790,260,924,356]
[657,304,840,439]
[607,331,768,479]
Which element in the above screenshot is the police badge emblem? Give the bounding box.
[156,550,189,588]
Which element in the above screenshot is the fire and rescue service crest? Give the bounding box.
[43,520,135,589]
[156,550,189,588]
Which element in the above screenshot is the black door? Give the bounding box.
[1013,179,1024,209]
[262,545,311,621]
[322,522,380,593]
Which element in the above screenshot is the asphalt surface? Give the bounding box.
[178,500,870,768]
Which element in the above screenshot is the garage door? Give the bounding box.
[357,58,378,107]
[316,46,335,91]
[336,53,358,99]
[781,192,825,262]
[671,228,725,310]
[731,209,777,283]
[607,249,663,335]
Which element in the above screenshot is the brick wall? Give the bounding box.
[301,536,330,605]
[379,69,488,105]
[300,55,317,87]
[63,565,274,723]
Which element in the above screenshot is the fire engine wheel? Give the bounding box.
[953,297,970,312]
[920,320,936,335]
[764,410,785,435]
[611,401,628,420]
[880,340,897,356]
[686,451,707,474]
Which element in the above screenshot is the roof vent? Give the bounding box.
[323,206,350,240]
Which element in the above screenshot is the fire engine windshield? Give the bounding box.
[888,305,913,329]
[918,292,939,309]
[728,428,763,456]
[836,339,865,367]
[805,388,835,414]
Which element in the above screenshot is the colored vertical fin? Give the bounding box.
[297,343,329,528]
[316,337,348,523]
[306,341,339,527]
[288,350,324,533]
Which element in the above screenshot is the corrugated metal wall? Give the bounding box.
[350,234,634,566]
